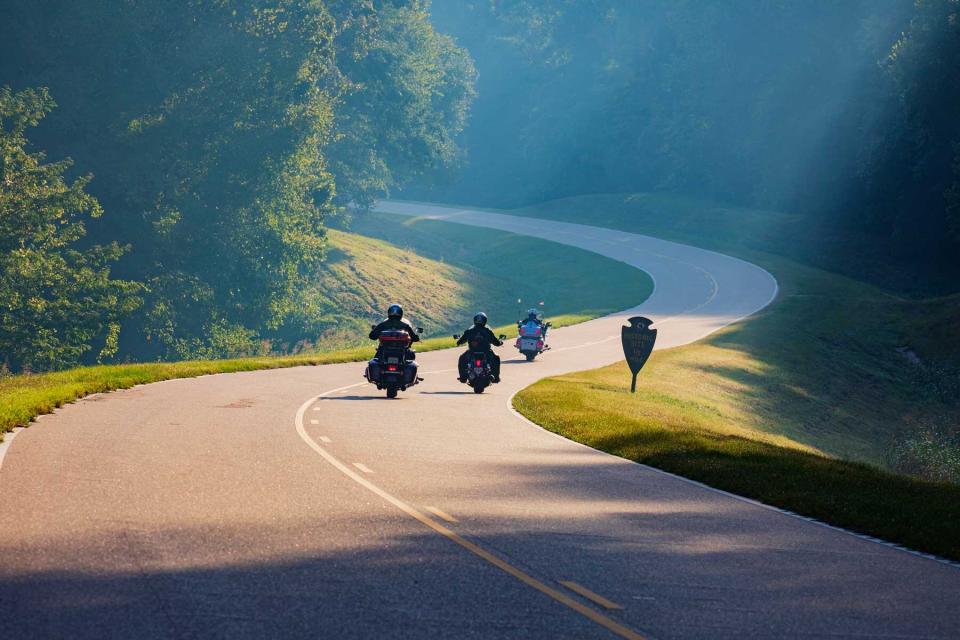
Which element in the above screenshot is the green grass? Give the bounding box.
[515,374,960,560]
[1,216,652,440]
[0,331,469,438]
[342,211,651,327]
[286,218,654,352]
[508,192,960,560]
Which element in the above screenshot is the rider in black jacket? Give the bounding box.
[369,304,420,342]
[370,304,420,364]
[457,312,502,382]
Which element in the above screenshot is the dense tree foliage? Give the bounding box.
[854,0,960,256]
[0,88,141,371]
[427,0,960,283]
[4,0,959,371]
[0,1,474,366]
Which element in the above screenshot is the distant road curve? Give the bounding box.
[1,201,957,640]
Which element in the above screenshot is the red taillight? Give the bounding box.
[387,365,398,372]
[475,359,483,366]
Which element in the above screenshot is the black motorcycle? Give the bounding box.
[453,333,507,394]
[365,327,423,398]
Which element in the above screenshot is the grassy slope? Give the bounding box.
[288,227,498,351]
[1,219,652,440]
[508,193,960,560]
[343,212,645,326]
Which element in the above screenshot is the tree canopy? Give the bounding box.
[0,87,141,371]
[427,0,960,281]
[0,0,475,367]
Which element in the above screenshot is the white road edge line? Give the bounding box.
[0,427,24,474]
[505,390,960,569]
[380,202,959,568]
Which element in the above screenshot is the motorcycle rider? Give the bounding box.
[520,308,543,328]
[370,304,420,358]
[457,312,502,383]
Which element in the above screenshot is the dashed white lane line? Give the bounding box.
[352,462,374,474]
[319,436,332,443]
[425,506,459,523]
[310,419,319,425]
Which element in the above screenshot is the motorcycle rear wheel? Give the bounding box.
[386,386,398,399]
[525,352,536,361]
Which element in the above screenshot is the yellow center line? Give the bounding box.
[425,506,459,523]
[296,387,648,640]
[559,580,624,610]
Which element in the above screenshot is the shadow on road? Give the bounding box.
[417,391,477,395]
[4,487,956,640]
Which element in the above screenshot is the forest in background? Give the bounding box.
[0,0,473,371]
[424,0,960,291]
[3,0,960,372]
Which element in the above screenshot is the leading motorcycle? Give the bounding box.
[364,326,423,398]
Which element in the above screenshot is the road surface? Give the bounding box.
[1,201,957,639]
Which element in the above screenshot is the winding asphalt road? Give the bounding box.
[1,201,958,639]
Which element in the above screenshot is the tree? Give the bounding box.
[0,87,141,372]
[0,1,477,360]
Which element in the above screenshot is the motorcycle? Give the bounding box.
[364,326,423,398]
[453,333,507,394]
[515,319,551,361]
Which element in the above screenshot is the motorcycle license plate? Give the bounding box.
[386,357,399,364]
[521,339,538,350]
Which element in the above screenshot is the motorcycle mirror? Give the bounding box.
[417,327,424,334]
[453,334,460,340]
[371,324,377,330]
[498,334,507,340]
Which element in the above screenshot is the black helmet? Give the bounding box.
[527,308,539,319]
[387,303,403,319]
[473,312,488,327]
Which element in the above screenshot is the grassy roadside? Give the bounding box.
[0,315,601,441]
[507,193,960,560]
[515,370,960,561]
[2,215,652,440]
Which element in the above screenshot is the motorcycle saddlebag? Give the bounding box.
[403,361,419,385]
[365,359,382,383]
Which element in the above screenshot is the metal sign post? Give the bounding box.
[621,316,657,392]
